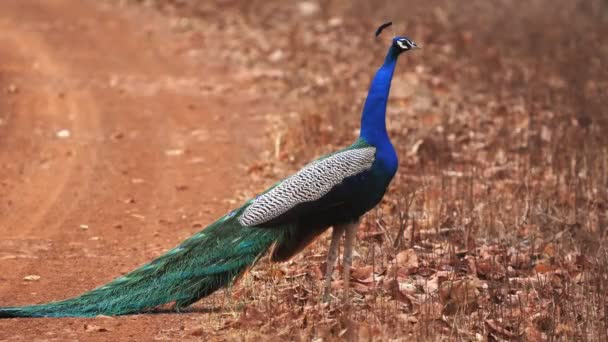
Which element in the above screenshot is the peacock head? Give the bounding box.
[392,36,418,53]
[375,22,419,55]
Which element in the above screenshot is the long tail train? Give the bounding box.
[0,208,293,318]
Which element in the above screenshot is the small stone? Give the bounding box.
[84,324,109,333]
[56,129,71,138]
[111,132,124,140]
[165,149,184,156]
[191,327,205,337]
[268,49,284,62]
[79,224,89,230]
[297,1,319,16]
[130,213,145,220]
[23,275,41,281]
[328,17,343,27]
[188,157,205,164]
[6,84,18,93]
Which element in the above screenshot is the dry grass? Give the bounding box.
[129,0,607,340]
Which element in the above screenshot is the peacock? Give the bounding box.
[0,22,418,318]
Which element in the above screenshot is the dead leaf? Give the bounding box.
[235,306,265,328]
[534,262,554,273]
[351,265,373,282]
[384,278,412,305]
[555,323,575,337]
[396,249,419,270]
[524,325,544,342]
[439,277,480,314]
[353,282,372,294]
[476,258,505,279]
[416,272,444,294]
[485,319,522,339]
[419,301,443,320]
[542,243,556,258]
[398,314,419,324]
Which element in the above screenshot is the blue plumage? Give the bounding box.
[0,28,418,318]
[361,36,417,176]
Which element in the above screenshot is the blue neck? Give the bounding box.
[359,47,399,147]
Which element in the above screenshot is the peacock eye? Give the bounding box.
[396,40,408,49]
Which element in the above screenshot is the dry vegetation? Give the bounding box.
[131,1,607,340]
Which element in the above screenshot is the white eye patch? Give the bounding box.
[396,40,410,49]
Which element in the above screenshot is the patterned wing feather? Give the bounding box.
[239,147,376,227]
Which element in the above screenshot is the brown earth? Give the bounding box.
[0,0,273,340]
[1,0,607,341]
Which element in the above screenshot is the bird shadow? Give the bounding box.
[143,305,227,316]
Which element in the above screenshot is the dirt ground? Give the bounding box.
[1,0,607,341]
[0,1,274,340]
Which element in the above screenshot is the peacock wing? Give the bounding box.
[238,142,376,227]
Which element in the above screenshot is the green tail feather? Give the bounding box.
[0,208,294,318]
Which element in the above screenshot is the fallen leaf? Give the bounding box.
[235,306,265,328]
[509,252,531,269]
[524,325,544,342]
[396,249,419,270]
[398,314,419,324]
[485,319,522,339]
[534,262,554,273]
[353,282,372,294]
[416,272,443,294]
[542,243,555,258]
[555,323,575,337]
[351,265,373,282]
[439,277,480,314]
[419,301,443,320]
[384,278,412,305]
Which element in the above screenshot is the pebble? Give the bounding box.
[56,129,71,138]
[328,17,343,27]
[165,149,184,156]
[268,49,284,62]
[6,84,18,94]
[84,324,109,333]
[297,1,319,16]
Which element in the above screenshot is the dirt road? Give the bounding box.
[0,0,268,339]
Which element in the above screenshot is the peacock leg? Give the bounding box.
[322,225,345,303]
[342,221,358,304]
